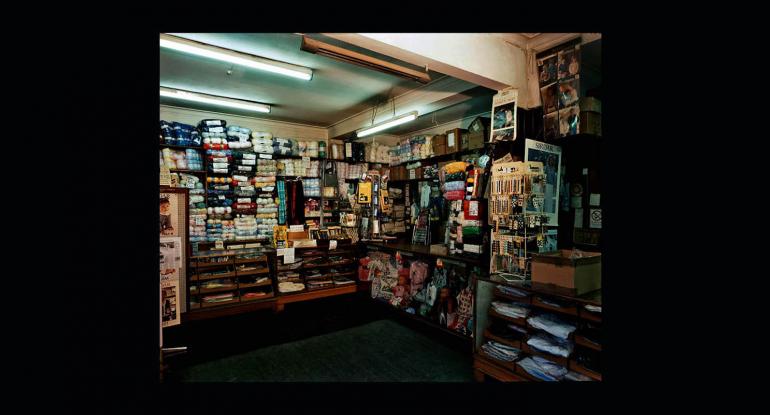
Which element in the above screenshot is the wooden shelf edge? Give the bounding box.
[192,272,237,281]
[569,360,602,381]
[276,284,357,304]
[574,335,602,351]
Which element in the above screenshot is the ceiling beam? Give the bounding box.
[322,33,526,96]
[326,75,480,139]
[527,33,602,53]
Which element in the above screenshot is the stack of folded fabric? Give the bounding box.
[526,313,577,340]
[526,332,574,358]
[184,150,203,170]
[564,371,593,381]
[276,159,293,176]
[307,160,320,177]
[161,148,188,170]
[161,121,199,146]
[272,137,295,156]
[491,301,530,319]
[198,119,227,148]
[206,149,233,175]
[256,218,277,240]
[251,131,273,154]
[278,281,305,293]
[516,356,568,381]
[297,140,319,158]
[277,271,302,283]
[234,216,258,240]
[440,161,469,201]
[202,293,234,304]
[497,285,530,298]
[302,178,320,196]
[251,176,275,192]
[226,125,252,149]
[189,207,208,242]
[160,120,174,144]
[205,218,224,242]
[481,341,521,362]
[231,151,255,176]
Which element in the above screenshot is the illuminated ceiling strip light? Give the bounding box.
[160,33,313,81]
[356,111,418,137]
[160,87,270,113]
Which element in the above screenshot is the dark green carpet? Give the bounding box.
[176,319,474,382]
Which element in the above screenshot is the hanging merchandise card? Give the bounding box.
[358,182,372,204]
[284,248,295,264]
[302,156,310,169]
[346,142,353,158]
[329,240,337,250]
[589,193,601,206]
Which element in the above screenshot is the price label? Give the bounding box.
[259,153,272,159]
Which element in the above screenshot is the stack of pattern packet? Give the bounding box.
[254,158,278,241]
[200,119,233,242]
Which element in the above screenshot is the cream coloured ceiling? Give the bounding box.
[160,33,446,126]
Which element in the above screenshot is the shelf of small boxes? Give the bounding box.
[187,248,275,311]
[274,236,358,297]
[476,277,602,382]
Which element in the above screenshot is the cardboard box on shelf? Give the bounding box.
[432,134,448,156]
[445,129,462,153]
[465,118,489,149]
[531,249,601,295]
[580,111,601,136]
[579,97,602,114]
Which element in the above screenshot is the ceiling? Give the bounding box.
[384,87,493,136]
[160,33,446,127]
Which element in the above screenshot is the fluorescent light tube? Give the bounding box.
[356,111,418,137]
[160,87,270,113]
[160,34,313,81]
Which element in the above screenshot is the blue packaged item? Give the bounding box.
[190,130,202,146]
[160,120,175,144]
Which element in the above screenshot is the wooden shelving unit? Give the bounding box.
[186,248,275,316]
[274,239,358,302]
[474,277,602,382]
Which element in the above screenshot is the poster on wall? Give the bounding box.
[160,192,180,236]
[489,88,518,142]
[160,236,182,327]
[537,54,558,86]
[160,187,187,313]
[558,47,580,80]
[524,139,562,226]
[538,43,582,139]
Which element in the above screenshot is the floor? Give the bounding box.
[163,294,474,382]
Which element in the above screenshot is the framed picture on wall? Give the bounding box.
[524,139,562,226]
[160,187,188,315]
[489,87,518,142]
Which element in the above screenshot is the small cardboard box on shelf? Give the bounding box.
[432,134,448,156]
[445,129,462,153]
[531,249,601,295]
